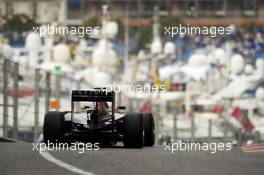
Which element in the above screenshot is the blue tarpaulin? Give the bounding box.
[68,0,81,6]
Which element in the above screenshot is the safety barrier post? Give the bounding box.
[45,72,51,113]
[155,103,160,144]
[76,80,81,110]
[238,128,242,146]
[55,74,61,111]
[173,113,178,140]
[190,114,195,141]
[12,62,19,139]
[3,59,9,137]
[208,119,212,142]
[34,68,40,141]
[223,120,227,143]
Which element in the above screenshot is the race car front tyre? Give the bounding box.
[43,111,64,144]
[123,113,143,148]
[143,112,155,146]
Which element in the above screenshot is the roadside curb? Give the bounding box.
[241,143,264,153]
[0,137,18,142]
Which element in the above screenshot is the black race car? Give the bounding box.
[43,89,155,148]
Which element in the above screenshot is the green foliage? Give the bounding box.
[82,16,182,50]
[4,14,37,32]
[160,16,182,38]
[82,16,124,39]
[112,18,125,39]
[138,16,182,49]
[138,25,152,49]
[82,16,101,27]
[240,22,256,33]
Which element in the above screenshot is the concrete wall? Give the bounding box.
[13,1,33,17]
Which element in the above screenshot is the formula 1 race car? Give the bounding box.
[43,89,155,148]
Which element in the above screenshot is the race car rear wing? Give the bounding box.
[71,89,116,132]
[71,90,114,102]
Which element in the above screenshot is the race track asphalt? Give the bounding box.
[0,142,263,175]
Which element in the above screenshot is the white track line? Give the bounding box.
[40,151,96,175]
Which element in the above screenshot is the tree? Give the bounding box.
[138,16,182,49]
[3,14,37,33]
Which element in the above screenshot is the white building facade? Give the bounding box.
[0,0,67,24]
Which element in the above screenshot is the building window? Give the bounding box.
[67,0,82,19]
[242,0,257,17]
[227,0,241,18]
[186,0,197,17]
[214,0,227,17]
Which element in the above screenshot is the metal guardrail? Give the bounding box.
[0,57,91,142]
[1,56,261,145]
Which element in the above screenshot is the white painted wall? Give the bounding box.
[36,1,59,23]
[11,0,62,24]
[13,1,33,17]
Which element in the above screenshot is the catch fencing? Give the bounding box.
[0,57,261,145]
[0,57,90,142]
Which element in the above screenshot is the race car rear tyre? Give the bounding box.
[123,113,143,148]
[143,113,155,146]
[44,111,64,144]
